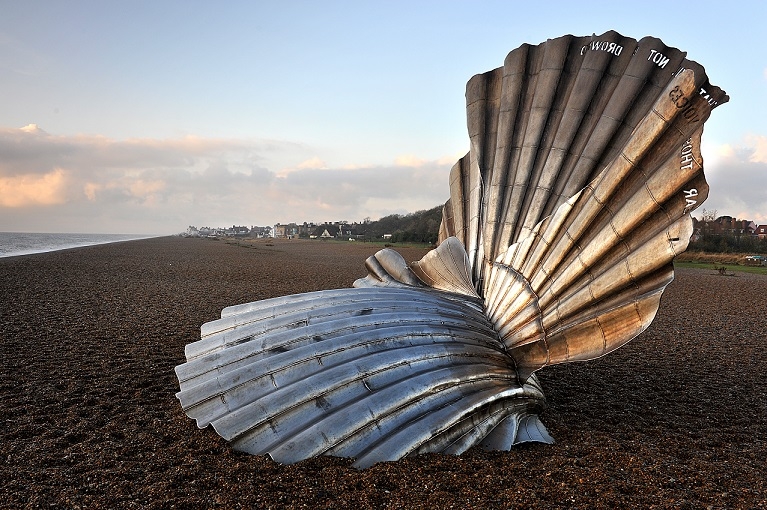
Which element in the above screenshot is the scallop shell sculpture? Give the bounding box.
[175,31,728,468]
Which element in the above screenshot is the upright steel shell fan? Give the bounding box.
[175,31,728,468]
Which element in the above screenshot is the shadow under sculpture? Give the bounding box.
[175,31,728,468]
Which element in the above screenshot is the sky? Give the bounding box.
[1,1,766,235]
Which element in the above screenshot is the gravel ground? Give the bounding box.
[1,236,765,509]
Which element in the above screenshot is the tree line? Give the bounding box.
[341,205,767,254]
[689,234,767,254]
[357,205,443,244]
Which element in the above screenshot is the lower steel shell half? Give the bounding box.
[175,287,552,468]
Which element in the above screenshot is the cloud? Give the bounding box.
[394,154,428,167]
[270,161,449,222]
[702,135,767,223]
[20,123,44,134]
[4,124,765,234]
[296,157,327,170]
[276,156,328,178]
[394,152,465,168]
[0,125,454,233]
[0,167,68,207]
[748,134,767,164]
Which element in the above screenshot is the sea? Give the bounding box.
[0,232,157,258]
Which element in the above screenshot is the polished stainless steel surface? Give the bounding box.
[175,31,728,467]
[176,285,549,468]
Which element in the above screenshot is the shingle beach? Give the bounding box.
[2,237,765,508]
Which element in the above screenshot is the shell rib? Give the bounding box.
[175,31,727,466]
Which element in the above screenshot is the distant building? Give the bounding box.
[250,226,272,238]
[273,223,300,238]
[692,216,757,237]
[226,225,250,237]
[312,224,340,238]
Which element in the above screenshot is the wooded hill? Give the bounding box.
[356,205,443,244]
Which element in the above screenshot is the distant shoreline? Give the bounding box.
[0,232,162,259]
